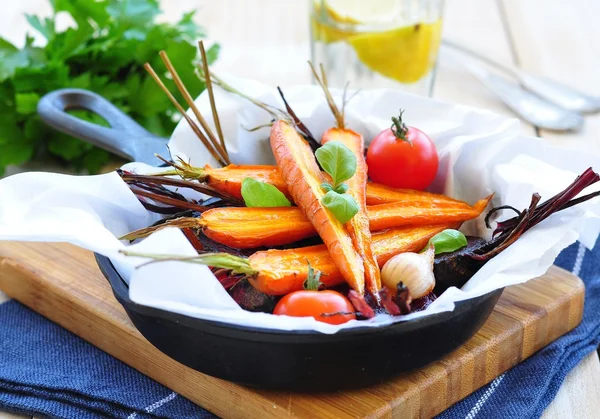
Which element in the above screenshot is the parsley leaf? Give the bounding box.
[15,93,41,115]
[25,14,55,40]
[0,0,218,175]
[0,38,33,82]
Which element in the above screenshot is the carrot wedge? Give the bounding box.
[368,195,493,231]
[155,162,472,207]
[249,224,455,295]
[322,127,382,297]
[121,197,490,248]
[122,224,457,297]
[164,163,293,201]
[365,182,470,206]
[200,207,314,249]
[270,120,366,294]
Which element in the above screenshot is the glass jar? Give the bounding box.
[310,0,445,96]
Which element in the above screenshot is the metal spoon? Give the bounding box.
[441,48,584,132]
[443,40,600,114]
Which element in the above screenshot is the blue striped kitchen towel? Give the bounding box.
[1,237,598,419]
[438,237,600,419]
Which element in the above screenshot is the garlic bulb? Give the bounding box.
[381,245,436,299]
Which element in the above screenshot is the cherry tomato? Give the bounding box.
[366,111,438,190]
[273,290,356,325]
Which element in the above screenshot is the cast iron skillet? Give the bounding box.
[39,89,504,391]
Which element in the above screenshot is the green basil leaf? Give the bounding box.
[426,229,468,255]
[241,178,292,208]
[315,140,357,188]
[334,183,349,194]
[322,191,359,224]
[321,182,333,192]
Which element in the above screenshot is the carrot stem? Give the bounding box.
[153,154,209,181]
[196,70,286,121]
[198,40,227,155]
[158,51,230,165]
[120,250,257,276]
[131,188,209,212]
[120,170,243,204]
[143,62,227,166]
[308,61,345,129]
[276,87,320,151]
[120,217,205,241]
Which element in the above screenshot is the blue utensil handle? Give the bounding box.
[37,88,167,162]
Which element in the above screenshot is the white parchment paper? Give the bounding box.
[1,75,599,333]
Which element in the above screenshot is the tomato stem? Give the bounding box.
[391,110,411,144]
[303,261,323,291]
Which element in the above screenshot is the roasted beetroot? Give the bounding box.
[434,167,600,295]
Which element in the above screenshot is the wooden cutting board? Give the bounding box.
[0,241,584,419]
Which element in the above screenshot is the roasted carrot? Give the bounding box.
[367,195,493,231]
[122,224,455,296]
[121,207,315,249]
[250,224,458,295]
[270,120,366,294]
[121,196,491,248]
[364,182,468,206]
[310,60,382,298]
[321,127,382,297]
[156,161,471,207]
[159,162,293,201]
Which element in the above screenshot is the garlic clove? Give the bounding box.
[381,244,436,299]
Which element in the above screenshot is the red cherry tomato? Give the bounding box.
[366,112,438,190]
[273,290,356,325]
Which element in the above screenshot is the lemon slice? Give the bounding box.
[321,0,403,24]
[347,20,443,83]
[312,0,443,83]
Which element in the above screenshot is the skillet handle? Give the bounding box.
[37,88,158,161]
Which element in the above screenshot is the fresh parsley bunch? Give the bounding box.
[0,0,219,175]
